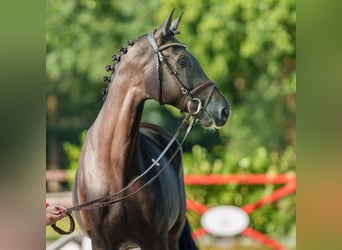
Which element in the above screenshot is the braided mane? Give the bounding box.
[101,40,135,100]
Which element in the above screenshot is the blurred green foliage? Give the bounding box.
[47,0,296,245]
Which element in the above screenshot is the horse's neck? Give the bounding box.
[90,80,145,185]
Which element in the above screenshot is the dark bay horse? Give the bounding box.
[72,10,230,250]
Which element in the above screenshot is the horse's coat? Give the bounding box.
[72,10,230,250]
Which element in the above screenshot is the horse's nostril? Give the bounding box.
[221,107,230,121]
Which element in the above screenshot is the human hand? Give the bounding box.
[46,204,67,226]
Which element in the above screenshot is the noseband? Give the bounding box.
[148,31,216,114]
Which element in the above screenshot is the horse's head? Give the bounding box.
[143,10,231,128]
[105,10,230,128]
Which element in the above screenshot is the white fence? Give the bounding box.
[47,231,91,250]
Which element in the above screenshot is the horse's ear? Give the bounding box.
[155,9,175,43]
[170,11,183,35]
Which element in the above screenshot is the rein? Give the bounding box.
[50,213,75,235]
[52,113,196,235]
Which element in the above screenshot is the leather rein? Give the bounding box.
[51,31,216,234]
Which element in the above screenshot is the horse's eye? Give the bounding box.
[177,57,187,67]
